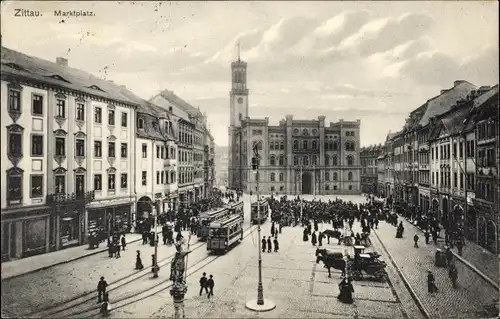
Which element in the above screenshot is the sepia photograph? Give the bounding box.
[0,1,498,318]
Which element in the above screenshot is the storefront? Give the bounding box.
[87,196,134,237]
[472,198,498,254]
[59,210,83,248]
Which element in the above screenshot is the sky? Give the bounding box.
[1,1,498,147]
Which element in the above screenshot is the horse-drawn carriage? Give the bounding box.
[349,246,387,281]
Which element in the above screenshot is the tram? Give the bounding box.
[250,199,269,224]
[227,201,244,219]
[207,214,244,253]
[198,207,231,241]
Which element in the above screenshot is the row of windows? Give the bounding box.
[179,123,193,145]
[476,120,496,141]
[8,90,44,116]
[264,154,356,167]
[140,170,177,186]
[477,148,496,167]
[94,107,128,127]
[94,173,128,191]
[140,144,176,160]
[430,141,475,160]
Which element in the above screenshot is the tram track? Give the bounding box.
[30,224,258,318]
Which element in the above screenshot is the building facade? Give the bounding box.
[1,47,138,260]
[214,146,229,188]
[360,144,383,194]
[227,57,361,195]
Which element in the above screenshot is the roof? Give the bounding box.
[158,89,202,117]
[439,103,474,137]
[1,46,139,107]
[418,81,476,127]
[465,85,499,129]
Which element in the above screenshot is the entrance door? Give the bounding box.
[302,172,312,194]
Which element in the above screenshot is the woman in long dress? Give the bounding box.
[302,228,309,242]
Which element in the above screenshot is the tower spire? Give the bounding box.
[237,40,241,62]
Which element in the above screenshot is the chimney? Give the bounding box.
[56,57,68,67]
[454,80,466,87]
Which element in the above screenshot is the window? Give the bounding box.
[280,186,284,192]
[55,175,65,194]
[74,103,85,121]
[6,169,23,204]
[333,172,338,181]
[94,174,102,191]
[303,140,308,150]
[56,99,66,118]
[270,142,274,150]
[333,142,338,151]
[94,141,102,157]
[332,155,338,166]
[312,140,317,149]
[108,173,115,190]
[325,172,330,181]
[325,156,330,166]
[349,185,353,190]
[32,94,43,115]
[121,143,128,158]
[55,137,65,156]
[303,156,309,166]
[94,107,102,123]
[138,118,144,129]
[75,139,85,157]
[142,144,147,158]
[108,142,116,157]
[8,131,22,157]
[347,155,354,166]
[279,173,284,182]
[270,186,275,192]
[453,172,458,188]
[312,155,317,165]
[30,175,43,198]
[334,185,337,190]
[31,135,43,156]
[108,110,115,126]
[279,155,285,166]
[348,172,353,181]
[9,89,21,112]
[270,173,275,182]
[294,156,299,166]
[280,143,284,150]
[270,156,276,166]
[157,171,160,184]
[325,185,330,191]
[142,171,147,186]
[293,140,298,150]
[121,112,128,127]
[121,173,128,189]
[157,146,160,158]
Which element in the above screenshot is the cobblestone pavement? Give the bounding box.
[111,220,421,319]
[0,197,255,318]
[374,218,499,318]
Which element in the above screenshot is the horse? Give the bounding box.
[315,249,346,278]
[322,229,342,244]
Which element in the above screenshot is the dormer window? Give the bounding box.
[138,118,144,130]
[89,85,104,91]
[3,62,26,71]
[47,74,71,83]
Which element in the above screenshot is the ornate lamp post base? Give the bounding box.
[245,299,276,312]
[170,282,188,319]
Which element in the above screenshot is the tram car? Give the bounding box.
[207,214,244,253]
[251,199,269,224]
[227,201,244,219]
[198,207,231,241]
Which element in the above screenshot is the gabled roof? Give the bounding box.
[1,46,139,107]
[418,81,476,127]
[465,85,499,129]
[157,89,202,117]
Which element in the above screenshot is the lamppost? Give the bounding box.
[152,196,161,278]
[246,144,276,312]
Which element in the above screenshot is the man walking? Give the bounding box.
[97,276,108,303]
[413,234,419,248]
[267,236,272,253]
[199,272,209,296]
[261,236,267,253]
[207,275,215,298]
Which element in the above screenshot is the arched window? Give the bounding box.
[346,141,355,151]
[270,156,276,166]
[280,142,284,150]
[333,172,338,181]
[294,156,299,166]
[270,173,275,182]
[332,155,338,166]
[347,155,354,166]
[325,156,330,166]
[325,172,330,181]
[293,140,299,150]
[303,156,309,166]
[279,173,284,182]
[333,142,338,151]
[312,140,317,149]
[138,118,144,129]
[329,141,334,151]
[312,155,317,165]
[348,172,353,181]
[324,141,329,150]
[270,142,274,150]
[279,155,285,166]
[303,140,308,150]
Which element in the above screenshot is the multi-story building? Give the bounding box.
[214,146,229,188]
[1,47,138,260]
[150,90,214,205]
[204,131,216,197]
[360,144,383,194]
[134,100,178,224]
[376,145,387,198]
[227,56,361,195]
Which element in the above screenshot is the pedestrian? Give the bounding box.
[273,237,279,252]
[121,234,126,251]
[311,231,317,246]
[270,223,275,237]
[449,265,458,289]
[424,230,430,244]
[279,223,283,234]
[261,236,267,253]
[99,292,111,317]
[318,232,323,247]
[199,272,209,296]
[176,231,183,243]
[107,242,113,258]
[207,275,214,298]
[135,250,144,270]
[97,276,108,303]
[445,247,454,267]
[267,236,272,253]
[413,234,419,248]
[163,232,167,245]
[427,271,437,293]
[432,231,438,244]
[142,231,148,245]
[115,243,121,258]
[457,239,463,256]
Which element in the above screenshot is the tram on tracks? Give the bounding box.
[251,199,269,224]
[227,201,244,219]
[207,214,244,253]
[198,207,232,241]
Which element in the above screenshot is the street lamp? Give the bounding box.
[246,144,276,312]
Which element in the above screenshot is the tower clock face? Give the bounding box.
[237,97,243,104]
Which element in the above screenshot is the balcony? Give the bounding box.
[477,166,497,178]
[47,191,95,206]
